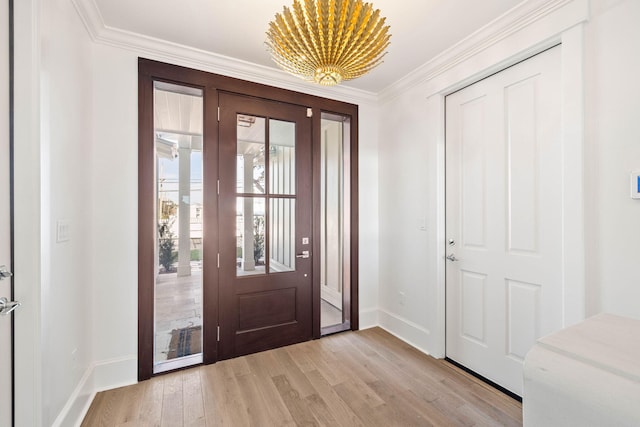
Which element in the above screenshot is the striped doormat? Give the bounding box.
[167,325,202,359]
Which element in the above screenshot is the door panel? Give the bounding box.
[1,0,13,423]
[445,46,563,396]
[219,93,312,359]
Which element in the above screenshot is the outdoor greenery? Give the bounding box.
[158,219,178,273]
[254,216,265,265]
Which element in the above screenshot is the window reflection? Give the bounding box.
[269,198,295,272]
[237,116,266,194]
[269,119,296,195]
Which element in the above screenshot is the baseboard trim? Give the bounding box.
[377,309,432,356]
[92,355,137,392]
[51,364,95,427]
[358,308,379,329]
[51,355,137,427]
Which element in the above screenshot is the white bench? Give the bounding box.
[523,313,640,426]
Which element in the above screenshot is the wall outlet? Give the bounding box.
[399,291,405,306]
[417,216,427,231]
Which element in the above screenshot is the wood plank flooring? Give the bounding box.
[82,328,522,426]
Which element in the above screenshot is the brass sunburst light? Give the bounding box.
[265,0,391,86]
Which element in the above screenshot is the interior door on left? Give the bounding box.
[0,0,14,424]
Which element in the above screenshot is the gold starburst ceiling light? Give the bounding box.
[265,0,391,86]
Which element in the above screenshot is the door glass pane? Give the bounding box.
[320,113,351,331]
[236,197,266,276]
[269,119,295,195]
[237,115,266,194]
[153,81,203,372]
[269,198,295,273]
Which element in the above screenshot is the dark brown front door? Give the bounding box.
[218,93,312,358]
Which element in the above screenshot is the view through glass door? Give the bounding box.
[320,113,352,334]
[152,82,204,373]
[218,93,312,359]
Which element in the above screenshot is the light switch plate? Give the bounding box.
[631,172,640,199]
[56,219,70,243]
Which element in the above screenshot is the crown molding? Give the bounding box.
[71,0,587,105]
[378,0,588,102]
[70,0,378,106]
[70,0,104,43]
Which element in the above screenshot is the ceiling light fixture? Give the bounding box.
[265,0,391,86]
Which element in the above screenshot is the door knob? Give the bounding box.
[446,253,458,262]
[0,297,21,315]
[295,250,310,259]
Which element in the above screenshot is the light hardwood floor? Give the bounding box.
[82,328,522,426]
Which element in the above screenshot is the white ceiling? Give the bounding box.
[93,0,524,93]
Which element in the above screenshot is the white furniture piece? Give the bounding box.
[523,313,640,426]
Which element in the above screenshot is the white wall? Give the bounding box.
[39,0,94,424]
[378,87,438,350]
[377,0,640,359]
[356,102,380,326]
[583,0,640,318]
[90,44,139,382]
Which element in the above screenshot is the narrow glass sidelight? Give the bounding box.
[320,112,351,332]
[153,81,204,373]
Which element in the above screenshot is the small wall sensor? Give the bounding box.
[631,172,640,199]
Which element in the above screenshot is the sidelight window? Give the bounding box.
[153,81,204,373]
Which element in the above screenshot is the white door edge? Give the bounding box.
[1,0,12,424]
[13,0,44,425]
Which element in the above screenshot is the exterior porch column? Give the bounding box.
[242,153,255,271]
[177,138,192,277]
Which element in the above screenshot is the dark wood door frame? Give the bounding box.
[138,58,359,381]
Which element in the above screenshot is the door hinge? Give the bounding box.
[217,106,220,121]
[217,325,220,342]
[217,253,220,268]
[217,179,220,195]
[306,108,313,118]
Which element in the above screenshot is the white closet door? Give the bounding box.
[445,46,563,396]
